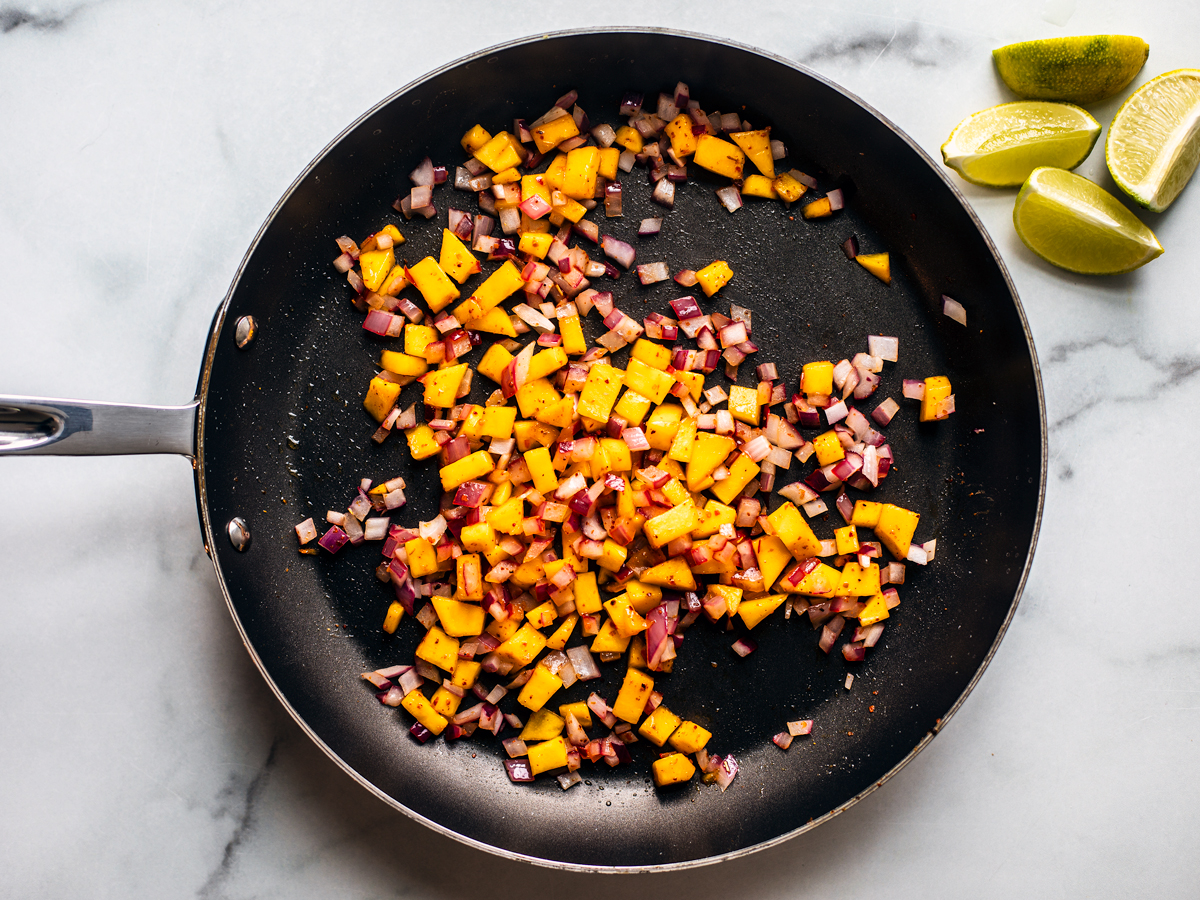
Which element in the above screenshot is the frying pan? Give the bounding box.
[0,29,1044,871]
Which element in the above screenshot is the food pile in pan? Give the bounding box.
[295,84,955,792]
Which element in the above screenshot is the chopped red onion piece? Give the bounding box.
[731,637,757,658]
[410,156,435,186]
[716,185,743,212]
[639,217,663,236]
[600,235,636,269]
[636,262,670,284]
[789,169,818,188]
[651,177,675,208]
[504,758,535,782]
[943,295,967,325]
[715,754,738,791]
[787,719,813,736]
[772,732,794,750]
[317,526,349,553]
[903,379,926,400]
[674,269,698,287]
[295,518,318,544]
[825,188,845,211]
[770,139,786,160]
[867,335,898,362]
[604,181,622,218]
[841,235,859,260]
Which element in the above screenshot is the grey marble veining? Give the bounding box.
[3,1,1200,897]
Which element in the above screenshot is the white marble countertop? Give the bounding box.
[3,1,1199,896]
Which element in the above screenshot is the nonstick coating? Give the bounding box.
[195,30,1044,871]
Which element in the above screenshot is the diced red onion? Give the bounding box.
[943,295,967,326]
[601,235,636,269]
[639,217,663,236]
[867,335,898,362]
[637,262,670,284]
[716,186,743,212]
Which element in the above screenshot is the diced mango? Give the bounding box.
[801,361,834,396]
[851,500,883,528]
[921,375,953,422]
[531,113,580,154]
[726,384,760,425]
[358,247,395,292]
[364,376,401,422]
[668,721,711,754]
[578,364,624,423]
[611,668,654,724]
[527,736,569,775]
[857,252,891,284]
[730,128,775,178]
[408,256,460,313]
[438,229,480,284]
[766,502,823,560]
[563,146,600,200]
[404,537,438,577]
[520,708,565,742]
[812,430,845,466]
[415,626,460,672]
[495,623,547,668]
[401,690,448,735]
[664,113,699,158]
[709,452,759,505]
[858,592,890,627]
[405,424,441,461]
[423,362,468,408]
[876,503,920,559]
[640,556,697,591]
[431,596,485,636]
[638,705,683,746]
[440,449,495,491]
[590,616,632,653]
[517,665,564,711]
[737,594,786,629]
[652,752,696,787]
[693,134,745,179]
[474,131,523,173]
[645,404,684,450]
[687,432,736,491]
[835,525,860,555]
[695,260,733,297]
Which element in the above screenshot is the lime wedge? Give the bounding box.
[1013,167,1163,274]
[941,101,1100,187]
[993,35,1149,104]
[1106,69,1200,212]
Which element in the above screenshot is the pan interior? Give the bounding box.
[196,31,1043,870]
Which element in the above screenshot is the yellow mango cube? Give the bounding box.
[740,173,778,199]
[695,260,733,297]
[423,363,468,408]
[578,364,625,423]
[495,623,547,668]
[921,375,953,422]
[405,424,441,461]
[527,736,569,775]
[737,594,786,629]
[835,525,860,555]
[438,229,480,284]
[363,376,401,422]
[857,252,891,284]
[440,450,495,492]
[624,357,675,404]
[645,404,684,450]
[693,134,745,179]
[473,131,523,173]
[408,256,460,313]
[604,595,648,638]
[668,720,711,754]
[461,124,491,153]
[545,614,578,650]
[401,690,449,735]
[652,752,696,787]
[404,537,438,577]
[573,571,602,615]
[517,665,564,711]
[812,430,845,466]
[664,113,699,158]
[358,247,395,292]
[729,128,775,178]
[687,432,736,491]
[773,171,808,204]
[431,596,485,637]
[640,557,697,591]
[563,146,600,200]
[858,592,891,626]
[452,259,524,322]
[643,499,699,548]
[726,384,760,425]
[612,668,654,724]
[520,708,565,742]
[851,500,883,528]
[766,502,823,560]
[531,113,580,154]
[380,350,428,378]
[415,626,460,672]
[590,617,632,654]
[709,452,759,505]
[876,503,920,558]
[638,705,683,746]
[801,361,834,396]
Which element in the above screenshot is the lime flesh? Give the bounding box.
[941,101,1100,187]
[1013,167,1163,274]
[993,35,1149,104]
[1107,69,1200,212]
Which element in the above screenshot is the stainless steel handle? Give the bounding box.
[0,396,198,456]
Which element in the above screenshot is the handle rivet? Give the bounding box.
[234,316,258,349]
[227,517,251,551]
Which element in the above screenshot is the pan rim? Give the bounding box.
[193,26,1047,873]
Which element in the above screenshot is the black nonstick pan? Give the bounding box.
[0,29,1045,871]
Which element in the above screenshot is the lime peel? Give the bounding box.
[1013,167,1163,275]
[993,35,1149,104]
[1106,69,1200,213]
[941,101,1100,187]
